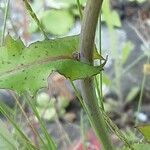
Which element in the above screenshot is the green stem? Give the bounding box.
[135,54,150,125]
[95,77,104,110]
[79,0,113,150]
[1,0,10,46]
[80,110,86,150]
[10,92,45,146]
[76,0,83,19]
[23,0,48,39]
[98,11,104,110]
[70,80,133,149]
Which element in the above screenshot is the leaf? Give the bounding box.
[102,0,121,28]
[4,35,25,56]
[136,124,150,142]
[122,143,150,150]
[0,120,18,150]
[41,9,74,35]
[121,41,133,64]
[0,35,104,94]
[125,86,139,103]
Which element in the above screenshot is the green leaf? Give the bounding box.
[122,143,150,150]
[41,9,74,35]
[102,0,121,28]
[136,124,150,142]
[0,35,104,94]
[4,35,25,57]
[0,120,18,150]
[125,86,139,103]
[121,41,133,64]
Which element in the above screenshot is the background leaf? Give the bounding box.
[121,41,133,64]
[42,9,74,35]
[136,124,150,142]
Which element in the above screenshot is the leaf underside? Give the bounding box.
[0,35,104,94]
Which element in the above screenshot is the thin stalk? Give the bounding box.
[123,54,145,75]
[79,0,113,149]
[10,92,45,146]
[0,104,38,149]
[94,77,104,110]
[24,93,56,150]
[70,80,133,150]
[23,0,48,39]
[0,132,16,150]
[98,12,104,110]
[70,80,101,133]
[135,55,150,125]
[80,110,86,150]
[110,54,145,87]
[76,0,83,19]
[1,0,10,46]
[54,97,71,148]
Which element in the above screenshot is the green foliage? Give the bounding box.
[0,102,38,149]
[122,143,150,150]
[27,0,86,35]
[102,0,121,29]
[0,120,19,150]
[121,41,133,64]
[23,0,48,38]
[41,10,74,35]
[137,124,150,142]
[24,95,56,149]
[36,93,69,120]
[125,86,139,102]
[0,35,104,94]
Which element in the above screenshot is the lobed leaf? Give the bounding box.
[0,35,104,94]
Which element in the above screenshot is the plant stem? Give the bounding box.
[76,0,83,19]
[98,11,104,110]
[94,77,104,110]
[10,92,44,147]
[70,80,133,150]
[1,0,10,46]
[79,0,113,150]
[135,54,150,125]
[80,110,86,150]
[23,0,48,39]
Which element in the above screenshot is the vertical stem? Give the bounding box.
[1,0,10,46]
[98,11,105,110]
[79,0,113,150]
[76,0,83,19]
[135,55,150,125]
[80,110,86,150]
